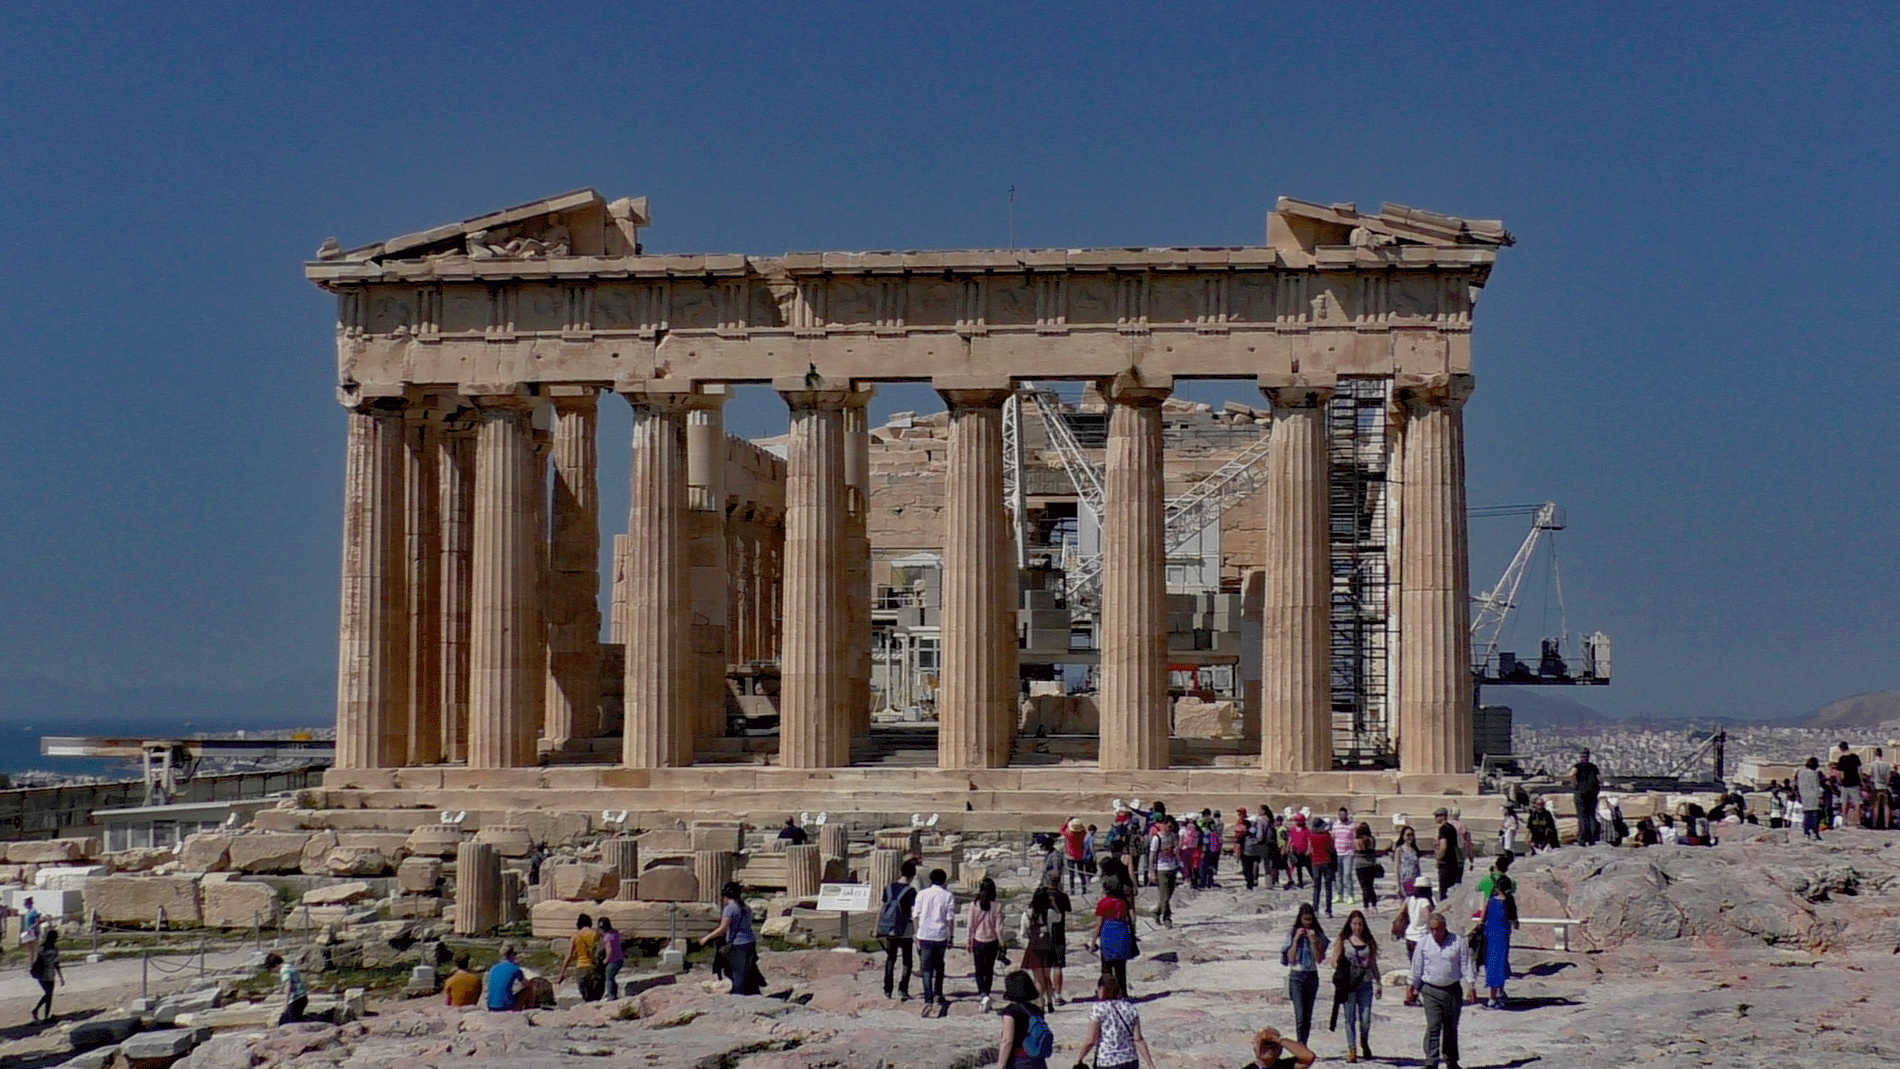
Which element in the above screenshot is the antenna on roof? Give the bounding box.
[1008,185,1016,251]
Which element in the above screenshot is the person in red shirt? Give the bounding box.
[1287,814,1312,889]
[1089,874,1138,998]
[1306,820,1337,918]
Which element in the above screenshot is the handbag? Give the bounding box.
[1370,863,1386,879]
[1390,903,1409,940]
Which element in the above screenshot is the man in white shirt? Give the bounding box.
[910,867,957,1017]
[1870,747,1892,830]
[1405,911,1477,1069]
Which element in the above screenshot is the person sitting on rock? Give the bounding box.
[1526,798,1560,853]
[484,945,525,1011]
[777,815,809,846]
[444,951,482,1006]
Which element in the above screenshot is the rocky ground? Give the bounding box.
[0,827,1871,1069]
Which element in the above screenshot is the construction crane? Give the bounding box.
[40,734,333,805]
[1011,382,1275,614]
[1468,502,1610,687]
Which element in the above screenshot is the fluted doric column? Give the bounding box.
[1098,374,1172,772]
[403,405,444,765]
[936,386,1018,769]
[543,389,601,750]
[466,395,540,769]
[336,400,407,769]
[686,389,731,750]
[1396,373,1475,775]
[621,387,693,768]
[436,417,475,763]
[776,380,855,769]
[1259,377,1334,772]
[843,392,875,748]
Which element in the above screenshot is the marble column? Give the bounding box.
[543,389,601,750]
[453,841,502,935]
[466,396,540,769]
[1258,378,1334,772]
[404,407,444,766]
[621,387,693,769]
[336,401,407,769]
[437,419,475,764]
[785,844,822,900]
[529,424,552,753]
[936,387,1018,770]
[776,381,854,769]
[686,389,731,750]
[1396,374,1476,775]
[843,394,874,749]
[693,850,736,905]
[1097,375,1172,772]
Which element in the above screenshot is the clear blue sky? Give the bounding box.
[1,3,1894,722]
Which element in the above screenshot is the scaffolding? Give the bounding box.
[1327,378,1394,765]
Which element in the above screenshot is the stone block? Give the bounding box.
[123,1028,200,1060]
[336,831,411,858]
[299,830,339,875]
[476,825,535,858]
[107,848,175,873]
[396,857,442,894]
[403,824,464,858]
[200,878,278,929]
[62,1044,120,1069]
[227,834,310,874]
[8,837,97,864]
[301,880,373,906]
[637,865,699,902]
[531,897,716,939]
[388,896,441,919]
[324,846,390,876]
[70,1015,143,1051]
[36,864,110,892]
[636,828,693,855]
[85,876,201,928]
[690,826,743,853]
[546,861,619,902]
[1172,697,1243,739]
[176,835,232,873]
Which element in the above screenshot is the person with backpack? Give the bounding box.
[1020,873,1070,1011]
[1148,818,1182,928]
[597,916,625,999]
[557,913,604,1001]
[877,860,918,1001]
[995,969,1054,1069]
[1089,873,1138,998]
[1073,970,1155,1069]
[261,949,306,1024]
[28,926,65,1023]
[1280,903,1329,1046]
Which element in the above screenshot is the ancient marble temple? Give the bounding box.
[308,190,1509,795]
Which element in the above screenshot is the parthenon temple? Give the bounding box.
[307,190,1511,824]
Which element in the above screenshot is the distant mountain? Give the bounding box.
[1801,690,1900,731]
[1480,686,1617,728]
[0,668,332,774]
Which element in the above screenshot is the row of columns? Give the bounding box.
[339,370,1474,777]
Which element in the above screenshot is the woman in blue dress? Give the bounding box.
[1478,855,1518,1008]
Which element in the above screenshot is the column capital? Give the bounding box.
[468,392,538,415]
[777,375,872,411]
[617,380,698,415]
[1257,373,1336,411]
[936,385,1014,410]
[683,384,730,413]
[1099,370,1173,407]
[1395,372,1476,412]
[336,385,407,414]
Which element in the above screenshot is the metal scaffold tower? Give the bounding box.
[1010,382,1276,618]
[1327,378,1394,765]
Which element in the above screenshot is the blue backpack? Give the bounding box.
[1022,1010,1053,1058]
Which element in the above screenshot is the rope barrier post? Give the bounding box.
[142,948,149,1000]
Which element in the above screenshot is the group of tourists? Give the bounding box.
[1770,742,1896,837]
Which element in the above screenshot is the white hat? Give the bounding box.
[1299,807,1312,820]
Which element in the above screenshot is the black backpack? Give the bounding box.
[875,882,915,938]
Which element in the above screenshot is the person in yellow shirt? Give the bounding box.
[443,952,482,1006]
[557,913,604,1001]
